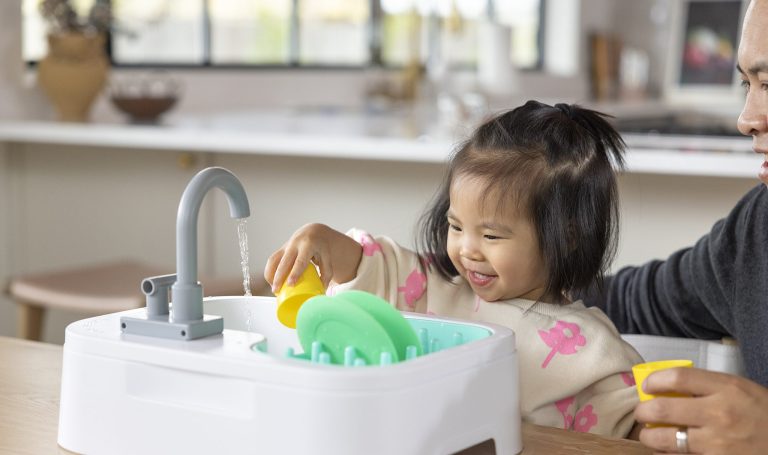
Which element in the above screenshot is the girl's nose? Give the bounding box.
[737,93,768,137]
[460,238,483,261]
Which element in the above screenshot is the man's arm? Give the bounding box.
[580,185,768,340]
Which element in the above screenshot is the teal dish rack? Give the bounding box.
[281,317,493,366]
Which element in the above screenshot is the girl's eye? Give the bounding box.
[448,223,462,232]
[484,234,501,240]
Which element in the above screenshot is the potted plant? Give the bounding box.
[37,0,112,122]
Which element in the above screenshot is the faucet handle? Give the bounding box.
[123,272,221,340]
[142,274,176,318]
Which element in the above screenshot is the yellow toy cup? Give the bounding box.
[632,359,693,427]
[275,266,325,328]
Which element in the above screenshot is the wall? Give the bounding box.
[0,144,10,338]
[0,141,757,344]
[0,1,49,120]
[610,0,672,98]
[0,145,449,343]
[616,174,756,267]
[0,0,759,343]
[0,0,599,342]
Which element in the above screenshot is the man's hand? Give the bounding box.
[634,367,768,454]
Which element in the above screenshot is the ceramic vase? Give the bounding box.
[37,33,109,122]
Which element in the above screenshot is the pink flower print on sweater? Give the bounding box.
[358,233,382,256]
[397,268,426,309]
[572,405,598,433]
[538,320,586,368]
[620,372,636,387]
[554,396,575,429]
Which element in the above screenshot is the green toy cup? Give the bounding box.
[275,265,325,328]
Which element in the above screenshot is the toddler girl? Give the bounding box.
[265,100,642,438]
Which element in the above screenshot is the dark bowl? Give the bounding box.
[111,96,178,124]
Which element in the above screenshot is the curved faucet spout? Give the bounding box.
[172,167,250,323]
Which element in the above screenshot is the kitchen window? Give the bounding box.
[23,0,543,70]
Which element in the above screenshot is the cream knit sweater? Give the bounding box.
[332,230,643,438]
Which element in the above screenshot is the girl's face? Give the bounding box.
[446,175,551,303]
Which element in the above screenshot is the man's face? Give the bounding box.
[737,0,768,185]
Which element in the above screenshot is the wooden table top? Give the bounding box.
[0,335,649,454]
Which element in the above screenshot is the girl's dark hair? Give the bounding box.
[417,100,625,303]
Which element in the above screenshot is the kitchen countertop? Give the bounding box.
[0,109,759,177]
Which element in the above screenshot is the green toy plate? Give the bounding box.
[296,295,399,365]
[334,290,422,359]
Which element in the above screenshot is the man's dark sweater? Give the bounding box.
[581,184,768,386]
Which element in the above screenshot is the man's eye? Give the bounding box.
[484,235,500,240]
[741,79,750,92]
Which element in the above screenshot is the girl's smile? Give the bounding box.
[466,269,497,287]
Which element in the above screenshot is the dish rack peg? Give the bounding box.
[311,341,323,362]
[419,328,430,354]
[344,346,357,366]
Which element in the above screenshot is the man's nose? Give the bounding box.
[737,93,768,137]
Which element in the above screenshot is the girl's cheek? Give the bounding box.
[446,249,461,271]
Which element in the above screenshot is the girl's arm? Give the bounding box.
[264,223,363,293]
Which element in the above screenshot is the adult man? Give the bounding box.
[582,1,768,453]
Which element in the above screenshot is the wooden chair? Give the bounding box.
[7,259,262,341]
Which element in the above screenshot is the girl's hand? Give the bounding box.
[264,223,363,293]
[635,367,768,454]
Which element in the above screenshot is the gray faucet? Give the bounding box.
[173,167,250,322]
[121,167,251,340]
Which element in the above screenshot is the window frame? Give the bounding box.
[28,0,545,71]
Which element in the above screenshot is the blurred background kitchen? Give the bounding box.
[0,0,758,343]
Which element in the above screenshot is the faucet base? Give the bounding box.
[120,311,223,340]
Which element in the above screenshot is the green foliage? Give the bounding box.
[39,0,111,34]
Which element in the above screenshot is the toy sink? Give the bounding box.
[58,296,521,454]
[56,167,522,454]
